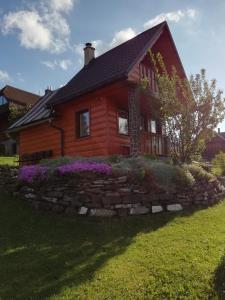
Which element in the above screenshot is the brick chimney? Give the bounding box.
[84,43,95,66]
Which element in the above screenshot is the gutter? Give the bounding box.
[48,107,65,157]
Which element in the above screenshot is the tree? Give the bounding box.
[143,51,225,163]
[8,103,31,125]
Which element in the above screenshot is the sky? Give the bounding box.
[0,0,225,128]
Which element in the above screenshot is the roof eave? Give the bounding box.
[7,118,51,134]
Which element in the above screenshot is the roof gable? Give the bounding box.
[48,21,167,106]
[128,23,186,81]
[0,85,40,106]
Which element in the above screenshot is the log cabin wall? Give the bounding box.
[19,82,127,160]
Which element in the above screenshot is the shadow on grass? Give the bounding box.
[214,253,225,299]
[0,192,198,299]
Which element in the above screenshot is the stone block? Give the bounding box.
[89,209,116,217]
[116,176,127,183]
[78,206,88,215]
[63,195,73,202]
[152,205,163,213]
[130,206,149,215]
[119,188,131,193]
[167,204,183,212]
[24,193,37,199]
[42,196,58,203]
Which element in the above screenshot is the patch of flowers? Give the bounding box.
[57,161,112,175]
[19,165,48,183]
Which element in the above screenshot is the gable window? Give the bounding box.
[77,110,90,138]
[118,111,128,135]
[148,119,156,134]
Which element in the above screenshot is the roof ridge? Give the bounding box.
[88,21,167,63]
[5,85,39,97]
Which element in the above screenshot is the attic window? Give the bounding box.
[77,110,90,138]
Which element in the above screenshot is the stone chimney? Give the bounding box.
[218,128,221,134]
[84,43,95,66]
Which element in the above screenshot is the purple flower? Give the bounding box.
[19,165,48,183]
[57,161,112,176]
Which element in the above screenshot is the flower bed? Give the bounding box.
[19,161,112,183]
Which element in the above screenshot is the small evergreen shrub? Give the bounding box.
[185,164,215,182]
[174,167,195,188]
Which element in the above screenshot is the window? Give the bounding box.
[148,119,156,134]
[118,111,128,135]
[77,110,90,138]
[0,96,7,106]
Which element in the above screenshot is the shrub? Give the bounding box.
[107,155,122,164]
[212,152,225,176]
[185,164,215,182]
[57,161,112,176]
[174,167,195,188]
[19,165,48,183]
[112,157,181,192]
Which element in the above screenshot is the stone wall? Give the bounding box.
[1,166,225,217]
[0,166,18,191]
[17,174,225,217]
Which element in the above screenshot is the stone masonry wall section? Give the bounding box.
[1,166,225,217]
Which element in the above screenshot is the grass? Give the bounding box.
[1,193,225,299]
[0,155,18,166]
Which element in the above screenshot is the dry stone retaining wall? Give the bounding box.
[1,166,225,217]
[17,174,225,217]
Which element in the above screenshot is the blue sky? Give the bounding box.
[1,0,225,128]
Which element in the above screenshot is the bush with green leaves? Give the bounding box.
[174,167,196,189]
[212,152,225,176]
[184,164,215,182]
[112,157,193,192]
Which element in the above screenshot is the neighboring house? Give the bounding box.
[0,85,40,155]
[203,129,225,161]
[8,21,186,164]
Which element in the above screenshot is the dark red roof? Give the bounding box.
[0,85,40,106]
[48,21,166,106]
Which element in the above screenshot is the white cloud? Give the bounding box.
[109,28,136,48]
[74,27,137,60]
[1,0,76,53]
[41,59,72,70]
[49,0,76,13]
[144,8,197,29]
[0,69,11,82]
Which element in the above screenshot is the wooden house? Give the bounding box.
[0,85,39,155]
[8,21,186,163]
[203,129,225,161]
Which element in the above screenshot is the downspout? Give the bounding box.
[49,106,65,157]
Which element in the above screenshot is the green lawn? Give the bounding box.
[1,193,225,299]
[0,155,18,166]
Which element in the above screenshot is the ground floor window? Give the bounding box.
[77,110,90,138]
[148,119,157,134]
[118,111,128,135]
